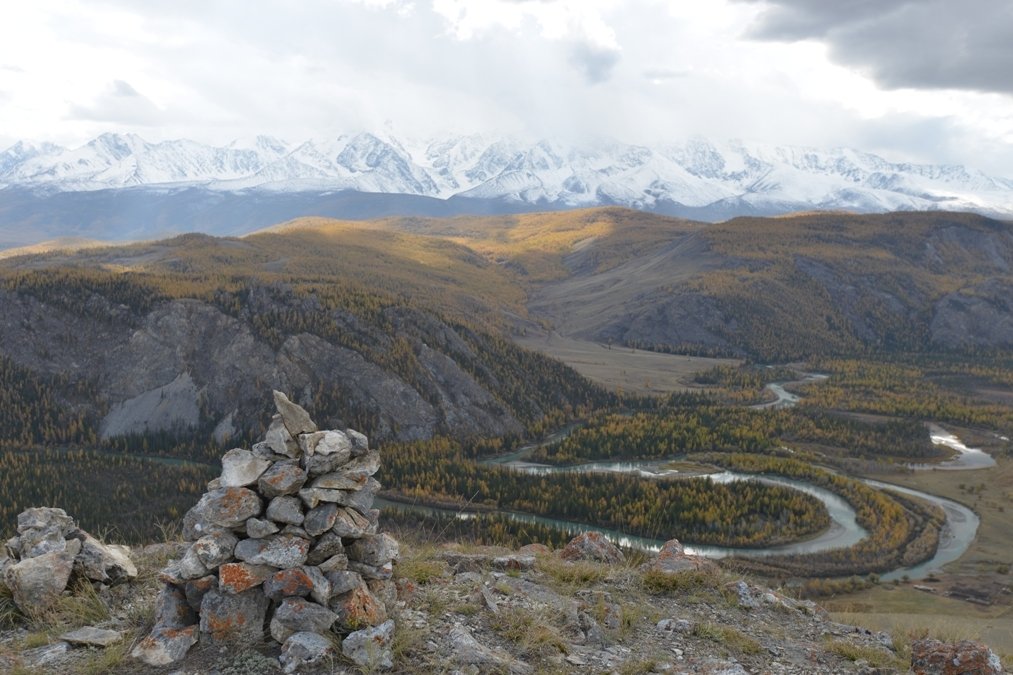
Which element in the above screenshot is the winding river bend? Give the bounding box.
[383,374,988,580]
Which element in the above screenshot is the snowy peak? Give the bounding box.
[1,133,1011,217]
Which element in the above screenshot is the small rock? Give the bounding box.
[303,564,332,605]
[132,625,198,666]
[560,532,624,565]
[186,487,263,531]
[220,448,272,487]
[265,415,300,458]
[318,553,348,573]
[193,530,239,568]
[61,626,122,647]
[306,531,345,565]
[273,390,318,437]
[218,562,276,594]
[270,597,338,643]
[154,583,197,629]
[200,588,270,642]
[183,575,217,613]
[267,495,305,525]
[326,570,364,597]
[304,503,340,536]
[280,631,336,674]
[247,517,281,538]
[330,507,372,538]
[342,619,395,670]
[234,534,310,569]
[23,641,71,668]
[264,567,315,602]
[300,429,352,460]
[258,462,308,498]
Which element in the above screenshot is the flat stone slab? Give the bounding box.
[61,626,123,647]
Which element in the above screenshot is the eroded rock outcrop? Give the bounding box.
[133,391,399,669]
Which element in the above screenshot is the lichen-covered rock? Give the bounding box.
[330,581,387,631]
[326,570,364,597]
[183,575,217,613]
[234,534,310,569]
[270,597,338,644]
[329,507,372,538]
[220,448,271,487]
[264,567,315,602]
[218,562,276,594]
[185,487,262,533]
[246,517,281,538]
[306,530,345,565]
[304,503,340,536]
[199,587,270,642]
[192,530,239,569]
[280,631,335,674]
[911,639,1003,674]
[560,532,625,565]
[342,619,395,670]
[131,625,198,667]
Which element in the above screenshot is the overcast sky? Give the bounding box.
[1,0,1011,173]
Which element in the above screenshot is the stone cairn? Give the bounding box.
[1,507,138,616]
[133,391,400,672]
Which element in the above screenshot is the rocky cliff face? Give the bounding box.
[0,288,538,443]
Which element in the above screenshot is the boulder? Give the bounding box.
[280,631,336,674]
[4,550,74,614]
[559,532,625,565]
[342,619,395,670]
[911,639,1003,674]
[220,448,271,487]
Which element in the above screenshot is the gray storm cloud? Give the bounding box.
[736,0,1013,95]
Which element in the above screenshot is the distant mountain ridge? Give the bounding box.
[1,132,1011,247]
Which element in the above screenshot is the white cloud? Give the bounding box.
[0,0,1009,174]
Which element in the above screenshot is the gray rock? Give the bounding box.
[199,587,270,642]
[183,576,217,614]
[346,429,369,456]
[342,619,395,670]
[17,507,75,536]
[19,528,68,558]
[234,534,310,569]
[220,448,271,487]
[131,625,198,666]
[247,517,281,538]
[22,641,71,669]
[304,503,339,536]
[330,507,372,538]
[258,461,308,498]
[349,560,394,581]
[176,544,210,580]
[281,525,310,538]
[273,390,318,438]
[303,449,355,477]
[348,533,399,567]
[303,564,332,605]
[61,626,122,647]
[270,597,338,643]
[252,441,290,463]
[154,583,197,629]
[265,415,300,458]
[299,429,352,461]
[218,562,277,594]
[280,632,336,674]
[74,534,137,584]
[306,531,345,565]
[184,487,262,535]
[325,570,363,597]
[309,471,367,491]
[192,530,239,568]
[4,550,74,613]
[449,624,532,674]
[300,480,377,514]
[267,495,305,525]
[318,554,348,573]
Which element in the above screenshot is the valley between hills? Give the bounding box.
[1,207,1012,665]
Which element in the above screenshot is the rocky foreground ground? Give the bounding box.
[2,529,1006,674]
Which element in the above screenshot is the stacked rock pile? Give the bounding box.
[1,507,138,616]
[133,391,399,672]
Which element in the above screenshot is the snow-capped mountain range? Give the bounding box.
[3,132,1012,219]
